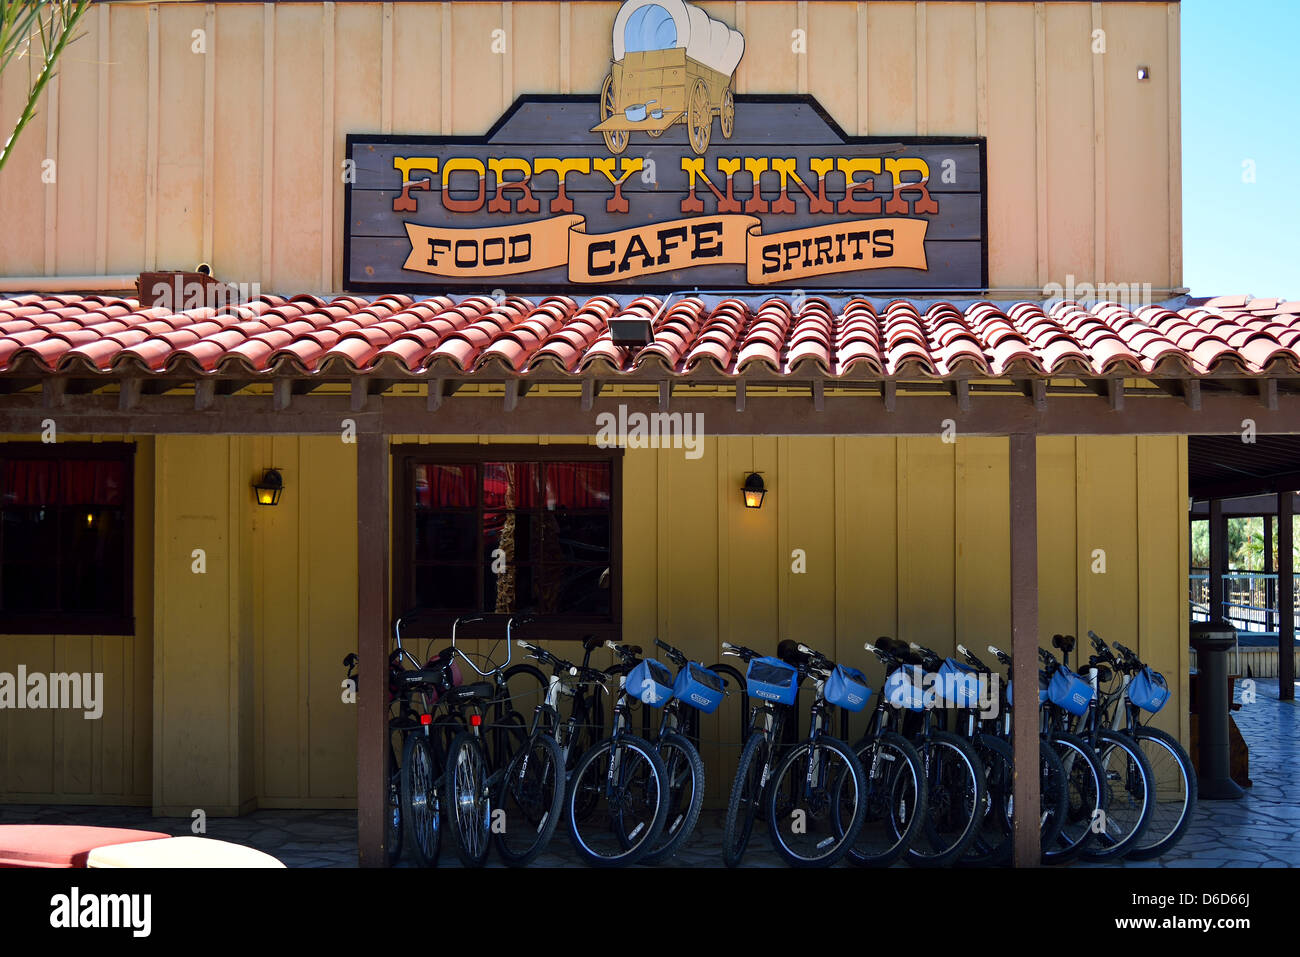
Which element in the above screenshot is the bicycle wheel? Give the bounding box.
[1043,730,1105,864]
[1038,738,1069,853]
[767,736,866,867]
[1124,726,1197,861]
[493,732,564,867]
[642,731,706,864]
[566,734,668,867]
[906,730,985,868]
[443,731,492,867]
[722,731,768,868]
[386,733,404,866]
[962,734,1014,867]
[1080,729,1154,862]
[399,732,441,867]
[846,730,927,867]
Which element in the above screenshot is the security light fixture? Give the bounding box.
[742,472,767,509]
[254,468,284,506]
[608,317,654,348]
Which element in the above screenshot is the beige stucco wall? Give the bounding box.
[0,1,1181,295]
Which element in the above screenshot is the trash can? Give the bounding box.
[1190,620,1246,800]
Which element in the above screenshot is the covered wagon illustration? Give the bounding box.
[592,0,745,155]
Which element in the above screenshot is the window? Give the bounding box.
[395,447,620,638]
[0,444,134,636]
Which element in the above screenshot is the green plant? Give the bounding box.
[0,0,91,174]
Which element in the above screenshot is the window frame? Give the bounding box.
[392,444,622,641]
[0,442,136,636]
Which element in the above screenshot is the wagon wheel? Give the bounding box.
[687,78,711,155]
[720,83,735,139]
[600,73,629,155]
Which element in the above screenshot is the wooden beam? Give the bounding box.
[736,377,746,413]
[194,378,216,411]
[1280,490,1295,701]
[882,380,897,412]
[1191,470,1300,501]
[503,380,530,412]
[1016,379,1047,411]
[659,380,671,411]
[350,377,368,413]
[954,379,971,413]
[581,377,599,412]
[6,392,1300,437]
[356,430,389,866]
[1184,378,1201,410]
[1108,377,1124,411]
[118,379,142,412]
[42,378,65,410]
[1260,378,1278,411]
[812,378,824,412]
[273,378,292,411]
[1009,432,1041,867]
[427,377,445,412]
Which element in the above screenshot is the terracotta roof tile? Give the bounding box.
[0,292,1294,382]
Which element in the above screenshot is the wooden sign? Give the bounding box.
[344,1,985,293]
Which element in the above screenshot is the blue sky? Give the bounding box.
[1182,0,1298,300]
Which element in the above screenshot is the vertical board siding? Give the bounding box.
[0,437,153,805]
[0,1,1179,293]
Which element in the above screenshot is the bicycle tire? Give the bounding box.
[906,730,986,868]
[1037,738,1069,853]
[766,735,867,867]
[493,731,564,867]
[1123,725,1197,861]
[847,730,927,868]
[641,730,706,864]
[400,732,441,867]
[1043,730,1105,865]
[566,734,668,867]
[722,731,768,868]
[1079,729,1155,862]
[386,735,404,866]
[443,731,492,867]
[962,733,1014,867]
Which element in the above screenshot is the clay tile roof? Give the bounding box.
[0,292,1292,382]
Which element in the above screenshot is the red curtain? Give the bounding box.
[544,462,610,509]
[1,459,126,506]
[414,464,475,508]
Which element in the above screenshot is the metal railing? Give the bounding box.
[1189,570,1300,640]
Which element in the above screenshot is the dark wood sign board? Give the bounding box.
[344,95,987,294]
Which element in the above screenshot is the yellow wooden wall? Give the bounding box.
[0,1,1181,295]
[0,436,154,806]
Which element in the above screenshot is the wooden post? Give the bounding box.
[357,431,390,865]
[1280,492,1295,701]
[1208,498,1225,622]
[1009,433,1041,866]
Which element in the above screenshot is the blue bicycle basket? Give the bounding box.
[1048,664,1094,716]
[825,664,872,712]
[746,656,799,706]
[938,657,981,708]
[673,662,725,714]
[627,658,674,707]
[1127,666,1169,714]
[884,667,925,712]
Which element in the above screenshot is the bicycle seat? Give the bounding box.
[777,639,804,665]
[446,681,494,704]
[1052,633,1075,654]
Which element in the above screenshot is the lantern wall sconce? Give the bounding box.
[742,472,767,509]
[254,468,284,506]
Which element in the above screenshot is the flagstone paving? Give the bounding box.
[4,678,1295,868]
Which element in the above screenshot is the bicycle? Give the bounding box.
[721,640,868,868]
[1084,630,1196,861]
[869,637,987,868]
[1040,634,1153,862]
[607,638,724,863]
[562,654,669,867]
[444,616,565,868]
[953,642,1067,865]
